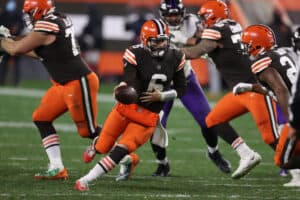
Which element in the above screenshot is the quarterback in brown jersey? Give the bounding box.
[236,25,300,187]
[74,19,186,191]
[181,0,284,179]
[0,0,102,180]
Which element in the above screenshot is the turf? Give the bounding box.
[0,84,300,200]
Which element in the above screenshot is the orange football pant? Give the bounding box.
[206,92,279,145]
[274,124,300,167]
[32,72,99,138]
[95,104,157,154]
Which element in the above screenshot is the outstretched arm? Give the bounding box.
[182,39,218,59]
[0,31,55,58]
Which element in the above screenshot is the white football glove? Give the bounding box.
[232,82,253,95]
[0,25,11,38]
[170,30,188,44]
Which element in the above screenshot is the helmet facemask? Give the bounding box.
[145,35,170,57]
[241,41,263,60]
[160,0,185,30]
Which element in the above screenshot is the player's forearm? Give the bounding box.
[182,44,206,59]
[182,39,217,59]
[1,38,39,58]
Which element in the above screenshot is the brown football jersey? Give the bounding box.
[122,44,186,113]
[201,19,256,89]
[251,47,298,93]
[34,12,90,84]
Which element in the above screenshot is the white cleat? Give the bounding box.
[231,152,262,179]
[283,179,300,187]
[283,169,300,187]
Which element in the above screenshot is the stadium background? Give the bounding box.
[2,0,299,91]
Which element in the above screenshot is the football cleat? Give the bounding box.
[34,168,68,180]
[279,168,289,177]
[74,180,89,191]
[283,179,300,187]
[231,151,261,179]
[152,163,170,177]
[83,136,98,163]
[283,169,300,187]
[115,153,139,181]
[207,150,232,173]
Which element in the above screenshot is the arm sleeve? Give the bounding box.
[172,52,187,97]
[121,61,137,87]
[121,48,138,86]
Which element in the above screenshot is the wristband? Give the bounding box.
[160,89,177,101]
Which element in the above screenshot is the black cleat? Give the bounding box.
[152,163,170,177]
[208,150,232,174]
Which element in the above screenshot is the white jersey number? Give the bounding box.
[147,74,167,92]
[64,17,80,56]
[275,48,297,84]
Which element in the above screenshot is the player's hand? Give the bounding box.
[140,89,161,103]
[233,82,253,95]
[0,25,11,38]
[170,30,188,44]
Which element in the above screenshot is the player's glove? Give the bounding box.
[0,25,11,38]
[232,82,253,95]
[170,30,188,44]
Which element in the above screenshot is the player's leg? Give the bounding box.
[116,152,140,181]
[32,85,68,179]
[248,94,279,149]
[180,72,231,173]
[76,121,155,190]
[206,92,261,179]
[150,101,173,176]
[274,124,300,186]
[65,72,101,139]
[275,103,289,177]
[83,106,128,163]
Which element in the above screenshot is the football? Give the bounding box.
[114,85,138,104]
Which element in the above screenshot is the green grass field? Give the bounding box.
[1,83,300,200]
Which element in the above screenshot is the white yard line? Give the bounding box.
[0,87,214,107]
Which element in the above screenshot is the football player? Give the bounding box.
[182,0,281,179]
[235,25,300,187]
[74,19,187,191]
[0,0,102,179]
[132,0,233,178]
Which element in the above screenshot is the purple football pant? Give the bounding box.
[161,71,211,128]
[276,103,287,125]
